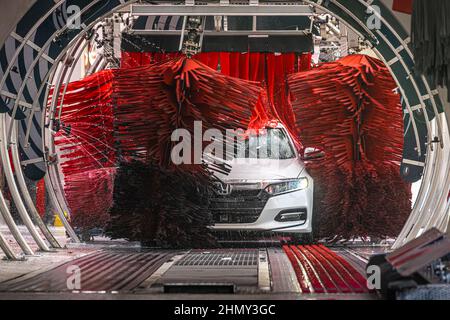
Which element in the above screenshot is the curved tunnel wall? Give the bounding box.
[0,0,448,259]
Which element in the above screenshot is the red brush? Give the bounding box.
[113,57,266,168]
[52,70,116,229]
[54,56,270,230]
[55,53,410,241]
[63,168,116,230]
[121,52,312,132]
[53,70,116,176]
[288,55,411,240]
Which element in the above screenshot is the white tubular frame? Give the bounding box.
[0,114,50,252]
[0,0,449,259]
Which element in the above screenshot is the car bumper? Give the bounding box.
[210,183,314,234]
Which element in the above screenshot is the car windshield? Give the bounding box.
[234,128,295,159]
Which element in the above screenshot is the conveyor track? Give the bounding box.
[283,245,369,294]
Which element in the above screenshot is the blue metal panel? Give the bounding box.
[0,0,124,180]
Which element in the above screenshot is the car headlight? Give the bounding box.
[264,178,309,196]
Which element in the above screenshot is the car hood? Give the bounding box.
[216,158,305,183]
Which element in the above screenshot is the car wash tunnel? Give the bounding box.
[0,0,449,301]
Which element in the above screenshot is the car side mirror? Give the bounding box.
[302,147,325,161]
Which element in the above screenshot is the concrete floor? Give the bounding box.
[0,226,144,283]
[0,226,381,300]
[0,226,96,283]
[0,291,377,300]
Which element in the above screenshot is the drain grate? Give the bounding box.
[163,283,236,294]
[176,250,258,267]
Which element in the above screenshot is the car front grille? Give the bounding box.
[210,188,268,224]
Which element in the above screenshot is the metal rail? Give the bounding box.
[131,3,313,16]
[0,115,50,252]
[0,116,34,256]
[130,30,311,36]
[42,2,138,243]
[10,126,61,249]
[0,209,20,260]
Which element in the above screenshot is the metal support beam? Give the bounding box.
[0,114,48,252]
[0,229,19,260]
[0,153,20,260]
[42,2,139,244]
[44,173,79,242]
[0,0,65,97]
[0,162,34,256]
[0,91,33,109]
[131,4,314,16]
[10,126,61,249]
[131,30,310,36]
[10,32,55,64]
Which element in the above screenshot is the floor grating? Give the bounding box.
[0,250,177,293]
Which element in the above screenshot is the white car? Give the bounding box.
[209,123,315,239]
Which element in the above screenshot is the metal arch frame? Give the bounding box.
[0,114,50,252]
[0,0,68,259]
[0,0,449,259]
[5,0,102,143]
[302,0,449,248]
[346,0,450,246]
[39,37,90,244]
[0,228,18,260]
[421,118,450,230]
[43,2,139,246]
[10,124,61,249]
[0,119,35,255]
[0,0,67,95]
[0,0,130,257]
[0,1,138,257]
[66,0,450,247]
[0,174,31,257]
[0,0,107,258]
[358,0,444,148]
[8,51,82,247]
[44,37,95,243]
[17,35,91,244]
